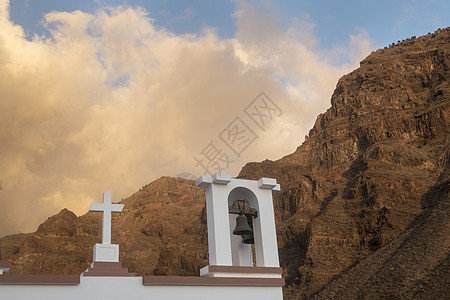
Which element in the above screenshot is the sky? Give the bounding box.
[0,0,448,237]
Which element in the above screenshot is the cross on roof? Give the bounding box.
[90,191,124,244]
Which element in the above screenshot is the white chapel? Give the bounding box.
[0,173,284,299]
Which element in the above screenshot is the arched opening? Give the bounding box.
[227,187,260,266]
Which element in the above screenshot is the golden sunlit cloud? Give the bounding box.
[0,0,372,236]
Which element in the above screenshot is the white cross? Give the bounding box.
[89,191,124,244]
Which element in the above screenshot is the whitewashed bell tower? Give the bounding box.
[196,173,282,279]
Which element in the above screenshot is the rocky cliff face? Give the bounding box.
[1,177,208,277]
[239,27,450,299]
[1,28,449,299]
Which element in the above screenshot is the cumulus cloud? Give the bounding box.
[0,0,371,236]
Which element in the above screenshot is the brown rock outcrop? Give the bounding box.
[1,177,207,277]
[239,27,450,299]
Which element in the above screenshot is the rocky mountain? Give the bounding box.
[1,28,449,299]
[239,27,450,299]
[0,177,208,276]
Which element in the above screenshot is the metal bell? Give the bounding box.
[233,213,252,236]
[242,233,254,244]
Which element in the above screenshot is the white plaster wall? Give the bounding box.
[0,276,283,300]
